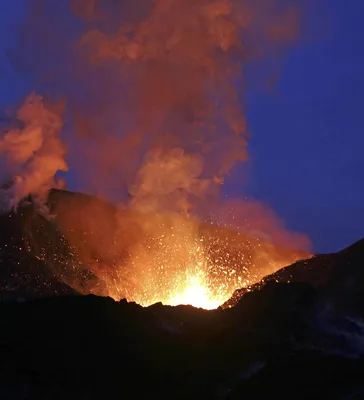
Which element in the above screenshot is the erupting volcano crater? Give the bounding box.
[0,189,310,308]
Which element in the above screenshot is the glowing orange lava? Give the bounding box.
[47,201,310,310]
[106,216,246,309]
[167,272,225,309]
[100,214,304,310]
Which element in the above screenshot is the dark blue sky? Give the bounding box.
[0,1,363,253]
[228,1,364,253]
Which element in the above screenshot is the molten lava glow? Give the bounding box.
[168,273,223,309]
[108,216,249,309]
[33,210,310,310]
[97,214,306,310]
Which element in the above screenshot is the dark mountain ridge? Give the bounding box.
[1,239,364,397]
[0,188,309,302]
[1,189,364,397]
[224,238,364,314]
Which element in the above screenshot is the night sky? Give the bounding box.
[0,1,363,254]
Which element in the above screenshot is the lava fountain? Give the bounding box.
[96,149,310,309]
[104,221,304,310]
[0,0,310,309]
[89,196,309,309]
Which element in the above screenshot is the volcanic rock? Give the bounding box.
[224,238,364,316]
[0,205,79,301]
[1,190,364,398]
[0,188,308,302]
[0,276,364,398]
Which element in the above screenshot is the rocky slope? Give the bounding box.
[0,189,308,301]
[0,190,363,398]
[1,260,364,398]
[224,238,364,315]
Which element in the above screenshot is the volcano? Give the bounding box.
[0,188,309,306]
[0,230,364,397]
[0,190,363,398]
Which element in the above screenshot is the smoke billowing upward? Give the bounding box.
[13,0,301,200]
[129,148,210,215]
[0,1,310,307]
[0,93,67,211]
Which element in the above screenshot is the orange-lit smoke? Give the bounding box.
[0,93,67,211]
[1,0,310,307]
[15,0,301,197]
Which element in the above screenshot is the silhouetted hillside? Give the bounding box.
[1,275,364,398]
[0,188,309,302]
[224,238,364,314]
[0,190,364,397]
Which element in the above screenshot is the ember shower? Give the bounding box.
[0,0,310,308]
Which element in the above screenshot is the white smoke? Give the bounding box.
[0,93,68,212]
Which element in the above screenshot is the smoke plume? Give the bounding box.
[13,0,301,200]
[0,93,67,211]
[0,0,311,305]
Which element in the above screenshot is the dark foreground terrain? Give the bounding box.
[0,238,364,398]
[0,191,363,398]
